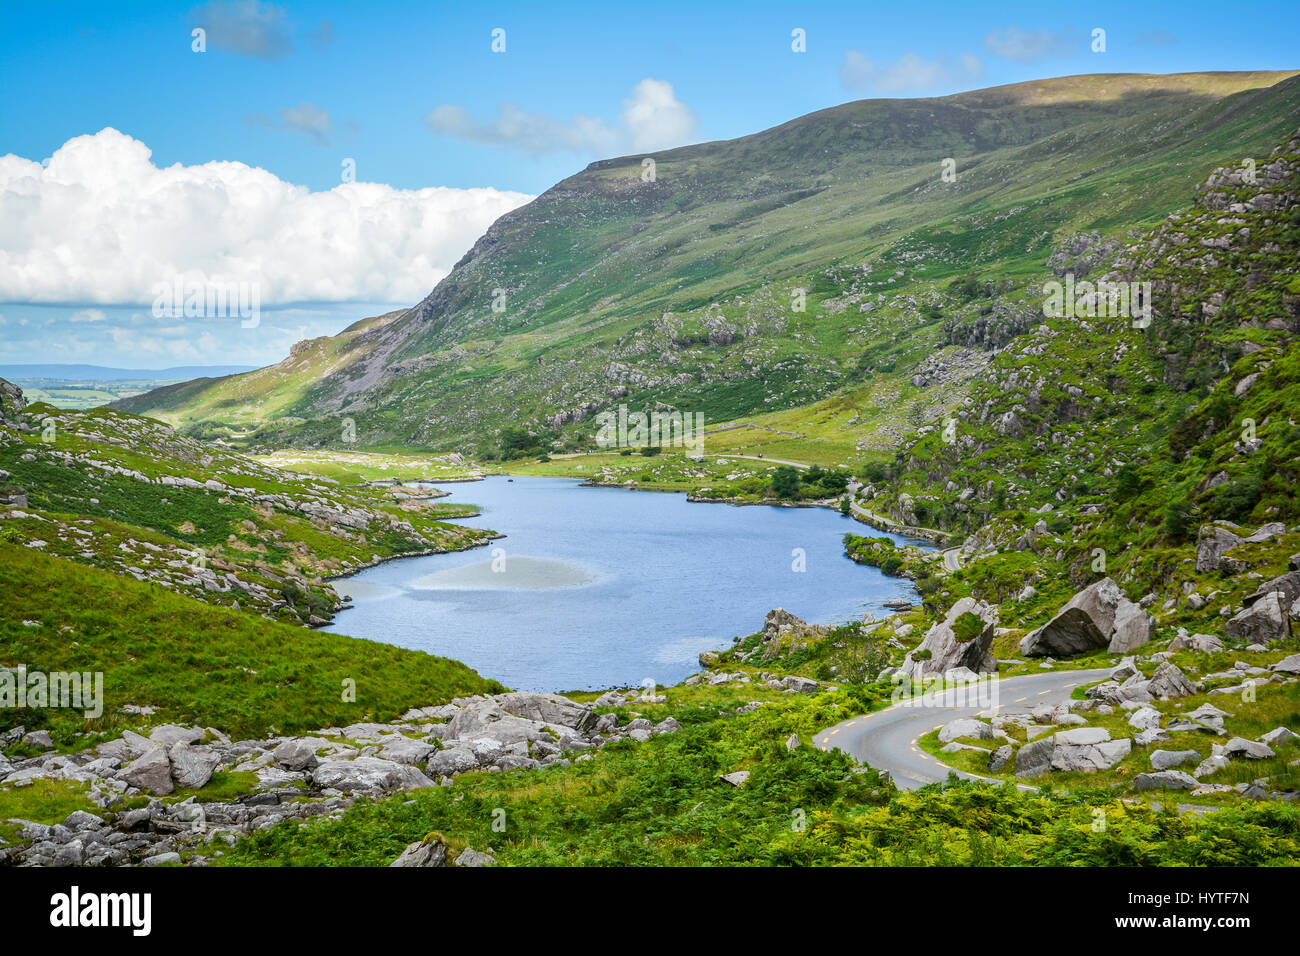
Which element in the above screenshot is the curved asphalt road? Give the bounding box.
[814,669,1101,790]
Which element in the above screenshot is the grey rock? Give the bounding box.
[1133,770,1199,791]
[938,718,993,743]
[453,848,496,867]
[989,744,1013,772]
[1015,738,1055,778]
[719,770,751,787]
[312,757,435,792]
[1150,749,1201,770]
[1194,755,1230,778]
[148,724,204,748]
[378,736,436,766]
[1269,653,1300,675]
[780,675,820,693]
[391,838,447,867]
[62,809,104,830]
[1261,726,1300,747]
[1196,524,1243,573]
[119,746,174,795]
[1223,737,1275,760]
[21,730,54,749]
[901,596,999,678]
[1148,661,1196,699]
[1020,578,1148,657]
[1169,632,1223,653]
[425,748,479,777]
[1225,591,1290,644]
[168,742,218,790]
[272,738,320,771]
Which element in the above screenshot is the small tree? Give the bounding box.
[828,622,890,684]
[770,465,801,498]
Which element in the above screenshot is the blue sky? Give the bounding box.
[1,0,1297,369]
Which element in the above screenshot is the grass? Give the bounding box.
[0,541,505,748]
[217,681,1300,867]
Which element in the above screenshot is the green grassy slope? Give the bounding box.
[0,541,505,746]
[116,72,1300,456]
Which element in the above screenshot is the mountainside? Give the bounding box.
[116,71,1300,455]
[0,382,495,627]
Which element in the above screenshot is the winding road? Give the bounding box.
[813,668,1101,789]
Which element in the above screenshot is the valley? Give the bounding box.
[3,71,1299,870]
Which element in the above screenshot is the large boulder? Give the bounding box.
[1049,728,1131,772]
[447,693,597,745]
[168,742,219,789]
[391,837,448,867]
[1150,749,1201,771]
[1132,770,1198,791]
[1148,661,1196,699]
[119,746,174,795]
[1242,570,1300,611]
[1223,737,1275,760]
[1196,523,1243,573]
[493,693,598,734]
[312,757,435,792]
[1015,737,1054,778]
[938,717,994,743]
[901,597,999,679]
[272,738,320,771]
[1271,653,1300,675]
[425,747,479,777]
[1020,578,1152,657]
[1225,591,1291,644]
[1109,601,1156,653]
[1169,631,1223,653]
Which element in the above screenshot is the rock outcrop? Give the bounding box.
[1019,578,1153,656]
[901,597,999,678]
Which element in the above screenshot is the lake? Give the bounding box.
[325,475,926,692]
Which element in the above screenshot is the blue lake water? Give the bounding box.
[325,475,925,692]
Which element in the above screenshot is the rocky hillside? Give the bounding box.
[0,380,496,626]
[117,72,1300,455]
[868,125,1298,587]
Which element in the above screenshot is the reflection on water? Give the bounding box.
[410,555,602,590]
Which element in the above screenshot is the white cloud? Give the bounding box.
[69,308,107,323]
[0,128,535,307]
[840,51,983,93]
[425,78,698,156]
[983,26,1081,62]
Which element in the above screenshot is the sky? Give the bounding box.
[1,0,1297,370]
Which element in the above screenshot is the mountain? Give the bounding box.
[1,364,257,381]
[115,71,1300,453]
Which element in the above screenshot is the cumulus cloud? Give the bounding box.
[69,309,107,323]
[425,78,698,156]
[840,50,983,93]
[0,128,534,307]
[190,0,293,59]
[246,102,333,145]
[983,26,1081,62]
